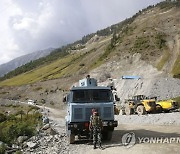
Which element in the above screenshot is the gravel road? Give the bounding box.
[116,112,180,126]
[37,105,180,154]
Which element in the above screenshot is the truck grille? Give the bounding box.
[74,108,83,120]
[103,107,111,118]
[85,108,101,121]
[85,108,92,121]
[73,106,112,121]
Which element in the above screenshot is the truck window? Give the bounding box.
[72,89,113,103]
[92,90,112,102]
[73,90,90,102]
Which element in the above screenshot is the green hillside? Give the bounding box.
[0,1,179,86]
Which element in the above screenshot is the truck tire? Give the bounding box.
[125,105,134,115]
[136,105,146,115]
[103,131,113,141]
[156,104,163,113]
[107,131,113,141]
[68,134,75,144]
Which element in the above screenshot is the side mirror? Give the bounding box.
[63,96,67,103]
[115,95,120,101]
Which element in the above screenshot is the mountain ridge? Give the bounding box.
[0,48,54,77]
[0,1,179,86]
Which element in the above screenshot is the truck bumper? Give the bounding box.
[102,120,118,127]
[67,120,118,132]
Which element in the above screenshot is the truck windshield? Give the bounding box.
[72,89,113,103]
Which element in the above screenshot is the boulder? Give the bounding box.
[12,144,19,149]
[43,117,49,124]
[26,142,38,149]
[50,128,58,135]
[42,124,50,130]
[17,136,28,144]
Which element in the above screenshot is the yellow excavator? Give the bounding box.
[125,95,156,115]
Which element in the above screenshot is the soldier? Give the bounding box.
[89,109,103,149]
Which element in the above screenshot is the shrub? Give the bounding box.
[0,143,6,154]
[133,36,150,51]
[34,87,42,91]
[0,121,35,144]
[41,99,46,104]
[155,33,166,49]
[0,113,42,145]
[50,101,54,106]
[0,113,6,123]
[79,63,85,67]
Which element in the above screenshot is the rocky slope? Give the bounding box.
[0,1,179,103]
[91,53,180,101]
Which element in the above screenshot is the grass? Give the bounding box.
[33,87,42,91]
[172,54,180,78]
[0,4,177,86]
[90,34,123,69]
[133,36,150,51]
[156,50,170,71]
[0,91,8,94]
[0,48,101,86]
[155,33,166,49]
[0,53,80,86]
[90,46,113,69]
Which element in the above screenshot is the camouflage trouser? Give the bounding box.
[92,126,102,148]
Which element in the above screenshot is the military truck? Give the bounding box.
[64,76,118,143]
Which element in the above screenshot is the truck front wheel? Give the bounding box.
[68,134,75,144]
[103,131,113,141]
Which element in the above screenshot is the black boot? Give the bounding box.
[94,143,96,149]
[99,143,102,149]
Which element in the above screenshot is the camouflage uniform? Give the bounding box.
[89,114,102,149]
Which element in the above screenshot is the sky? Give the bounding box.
[0,0,163,65]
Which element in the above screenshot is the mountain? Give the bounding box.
[0,48,54,77]
[0,1,179,87]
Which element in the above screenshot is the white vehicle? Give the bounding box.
[27,99,35,105]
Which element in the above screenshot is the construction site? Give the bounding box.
[0,1,180,154]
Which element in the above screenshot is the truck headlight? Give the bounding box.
[74,124,78,128]
[103,121,108,126]
[68,124,74,128]
[109,122,113,126]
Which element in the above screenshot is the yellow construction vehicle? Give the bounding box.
[125,95,156,115]
[156,99,178,113]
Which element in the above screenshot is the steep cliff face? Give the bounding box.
[89,4,180,101]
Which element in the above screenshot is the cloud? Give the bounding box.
[0,0,163,64]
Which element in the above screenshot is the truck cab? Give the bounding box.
[65,77,118,143]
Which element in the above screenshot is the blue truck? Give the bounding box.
[64,77,118,143]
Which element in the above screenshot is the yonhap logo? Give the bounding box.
[121,132,180,148]
[122,132,136,148]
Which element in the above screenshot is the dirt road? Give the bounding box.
[69,124,180,154]
[39,105,180,154]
